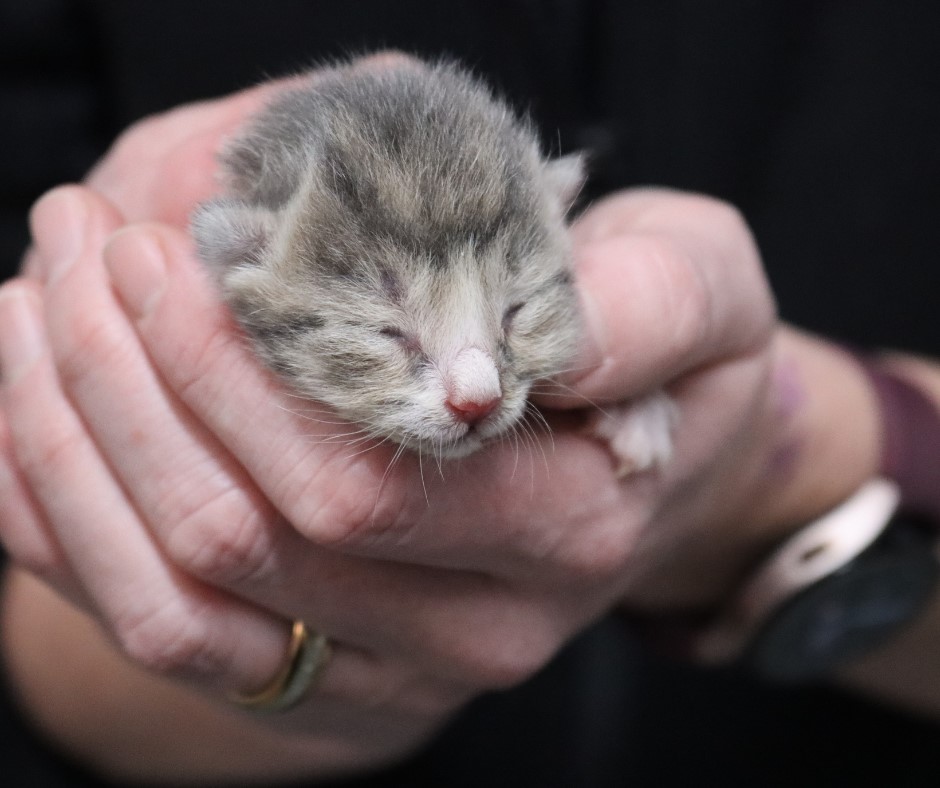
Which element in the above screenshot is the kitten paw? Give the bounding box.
[588,390,678,476]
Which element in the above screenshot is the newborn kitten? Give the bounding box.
[192,55,675,469]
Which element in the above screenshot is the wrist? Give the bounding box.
[628,340,940,676]
[746,328,882,532]
[616,327,881,615]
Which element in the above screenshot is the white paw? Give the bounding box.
[587,390,678,477]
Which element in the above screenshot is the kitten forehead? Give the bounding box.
[280,63,547,271]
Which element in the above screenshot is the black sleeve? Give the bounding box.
[2,2,940,786]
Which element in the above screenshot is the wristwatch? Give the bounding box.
[689,478,940,681]
[631,358,940,681]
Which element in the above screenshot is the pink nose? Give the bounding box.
[446,395,501,426]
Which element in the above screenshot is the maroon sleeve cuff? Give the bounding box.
[855,359,940,522]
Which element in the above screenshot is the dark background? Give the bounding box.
[1,1,940,785]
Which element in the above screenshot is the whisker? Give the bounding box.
[525,404,556,455]
[371,439,409,520]
[529,380,611,417]
[544,361,601,376]
[434,437,445,481]
[297,430,371,446]
[417,449,430,506]
[519,413,550,477]
[294,414,356,426]
[277,389,333,404]
[342,437,387,462]
[308,435,373,450]
[315,427,372,440]
[509,422,522,483]
[513,420,538,499]
[274,402,356,427]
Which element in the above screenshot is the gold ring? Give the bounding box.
[230,620,331,712]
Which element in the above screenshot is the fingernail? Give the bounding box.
[104,230,167,319]
[0,287,43,386]
[29,187,87,284]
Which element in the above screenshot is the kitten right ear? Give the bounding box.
[543,153,586,211]
[191,198,277,271]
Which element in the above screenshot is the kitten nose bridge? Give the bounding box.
[444,347,502,425]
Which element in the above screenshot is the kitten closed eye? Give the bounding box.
[379,326,423,356]
[502,302,525,333]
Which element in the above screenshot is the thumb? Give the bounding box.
[536,189,776,407]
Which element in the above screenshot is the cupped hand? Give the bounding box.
[0,71,869,781]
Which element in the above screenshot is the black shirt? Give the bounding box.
[1,2,939,785]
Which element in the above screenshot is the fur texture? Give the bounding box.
[192,57,585,458]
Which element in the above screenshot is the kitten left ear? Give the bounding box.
[543,153,586,210]
[191,198,277,272]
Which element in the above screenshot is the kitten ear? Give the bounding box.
[543,153,586,210]
[191,198,277,271]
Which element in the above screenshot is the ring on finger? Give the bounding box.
[230,620,331,713]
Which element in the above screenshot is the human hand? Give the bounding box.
[0,71,882,781]
[552,189,881,612]
[6,178,799,780]
[0,183,723,779]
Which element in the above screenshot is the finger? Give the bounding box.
[546,189,776,405]
[28,184,125,285]
[0,372,73,591]
[19,247,42,280]
[8,209,293,698]
[36,189,296,598]
[96,219,639,692]
[102,222,654,594]
[36,198,571,684]
[85,79,310,227]
[256,547,593,690]
[30,187,497,700]
[104,220,417,540]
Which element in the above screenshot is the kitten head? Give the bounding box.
[192,60,584,458]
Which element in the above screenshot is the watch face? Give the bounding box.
[747,518,939,682]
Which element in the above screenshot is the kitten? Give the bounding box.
[192,55,674,469]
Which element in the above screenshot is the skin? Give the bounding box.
[0,58,936,782]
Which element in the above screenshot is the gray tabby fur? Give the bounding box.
[192,56,586,458]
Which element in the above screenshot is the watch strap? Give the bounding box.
[688,478,900,664]
[858,360,940,521]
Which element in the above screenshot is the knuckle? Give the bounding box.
[431,607,558,691]
[1,532,67,585]
[666,192,751,241]
[549,523,634,583]
[172,321,251,411]
[343,668,430,716]
[710,201,754,250]
[323,656,470,719]
[369,676,471,719]
[394,681,473,719]
[106,112,166,167]
[15,416,82,482]
[458,635,554,691]
[290,454,407,549]
[672,196,776,350]
[663,242,713,356]
[632,234,714,364]
[165,487,276,586]
[113,600,225,678]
